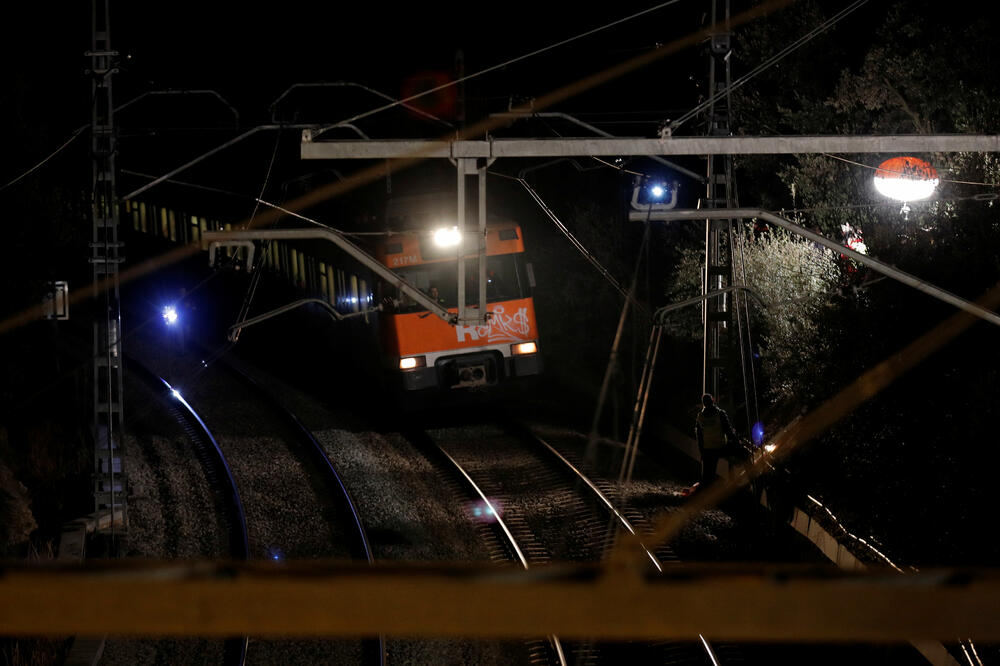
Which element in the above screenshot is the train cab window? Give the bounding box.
[393,253,527,313]
[465,254,525,305]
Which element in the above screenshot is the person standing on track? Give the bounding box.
[694,393,738,489]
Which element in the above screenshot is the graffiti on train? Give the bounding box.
[456,305,531,343]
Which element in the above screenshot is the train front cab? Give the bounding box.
[377,223,542,393]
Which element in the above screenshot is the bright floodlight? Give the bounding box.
[650,184,666,199]
[873,156,939,202]
[162,306,179,325]
[433,226,461,247]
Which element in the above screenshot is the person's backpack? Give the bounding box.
[699,408,728,449]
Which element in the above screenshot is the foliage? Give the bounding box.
[664,226,843,415]
[731,0,1000,375]
[737,228,843,407]
[722,0,1000,565]
[0,455,36,555]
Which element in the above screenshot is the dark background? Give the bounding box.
[4,0,1000,580]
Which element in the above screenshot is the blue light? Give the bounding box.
[468,499,502,523]
[162,305,179,325]
[751,422,766,447]
[650,184,666,199]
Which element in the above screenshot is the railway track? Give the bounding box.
[405,417,726,665]
[504,419,741,665]
[122,312,922,665]
[109,358,249,666]
[122,334,383,665]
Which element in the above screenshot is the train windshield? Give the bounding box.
[393,253,529,313]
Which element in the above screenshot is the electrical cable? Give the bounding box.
[821,152,1000,187]
[120,169,251,199]
[668,0,871,135]
[777,190,999,216]
[0,78,194,194]
[314,0,687,135]
[232,129,284,342]
[0,127,88,193]
[492,170,636,305]
[727,176,761,441]
[590,156,646,176]
[585,208,653,465]
[1,73,105,193]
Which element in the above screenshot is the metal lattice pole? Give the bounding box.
[702,0,737,411]
[89,0,126,543]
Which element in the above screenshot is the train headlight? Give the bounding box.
[399,355,426,370]
[433,226,461,247]
[162,306,179,325]
[511,341,537,356]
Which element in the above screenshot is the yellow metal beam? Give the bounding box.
[2,560,999,640]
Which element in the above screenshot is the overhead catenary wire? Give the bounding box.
[2,88,240,195]
[777,190,1000,216]
[821,152,1000,188]
[728,177,761,439]
[0,126,88,193]
[1,0,791,341]
[733,221,761,436]
[585,209,653,465]
[494,171,635,305]
[667,0,871,135]
[313,0,687,136]
[232,128,284,342]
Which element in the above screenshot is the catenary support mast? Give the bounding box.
[88,0,126,543]
[702,0,738,406]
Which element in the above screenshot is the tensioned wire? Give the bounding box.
[313,0,688,136]
[822,152,1000,187]
[232,128,285,341]
[1,1,688,194]
[667,0,871,134]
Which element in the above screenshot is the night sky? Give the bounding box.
[12,2,745,137]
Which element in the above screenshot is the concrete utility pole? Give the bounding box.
[88,0,126,543]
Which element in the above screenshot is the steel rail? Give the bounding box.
[406,430,566,666]
[127,359,249,666]
[415,431,567,666]
[513,422,729,665]
[207,354,386,666]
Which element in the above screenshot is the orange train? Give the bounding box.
[122,198,542,393]
[375,221,543,391]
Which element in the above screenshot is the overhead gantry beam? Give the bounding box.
[301,133,1000,160]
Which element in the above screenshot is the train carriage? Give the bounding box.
[376,221,542,391]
